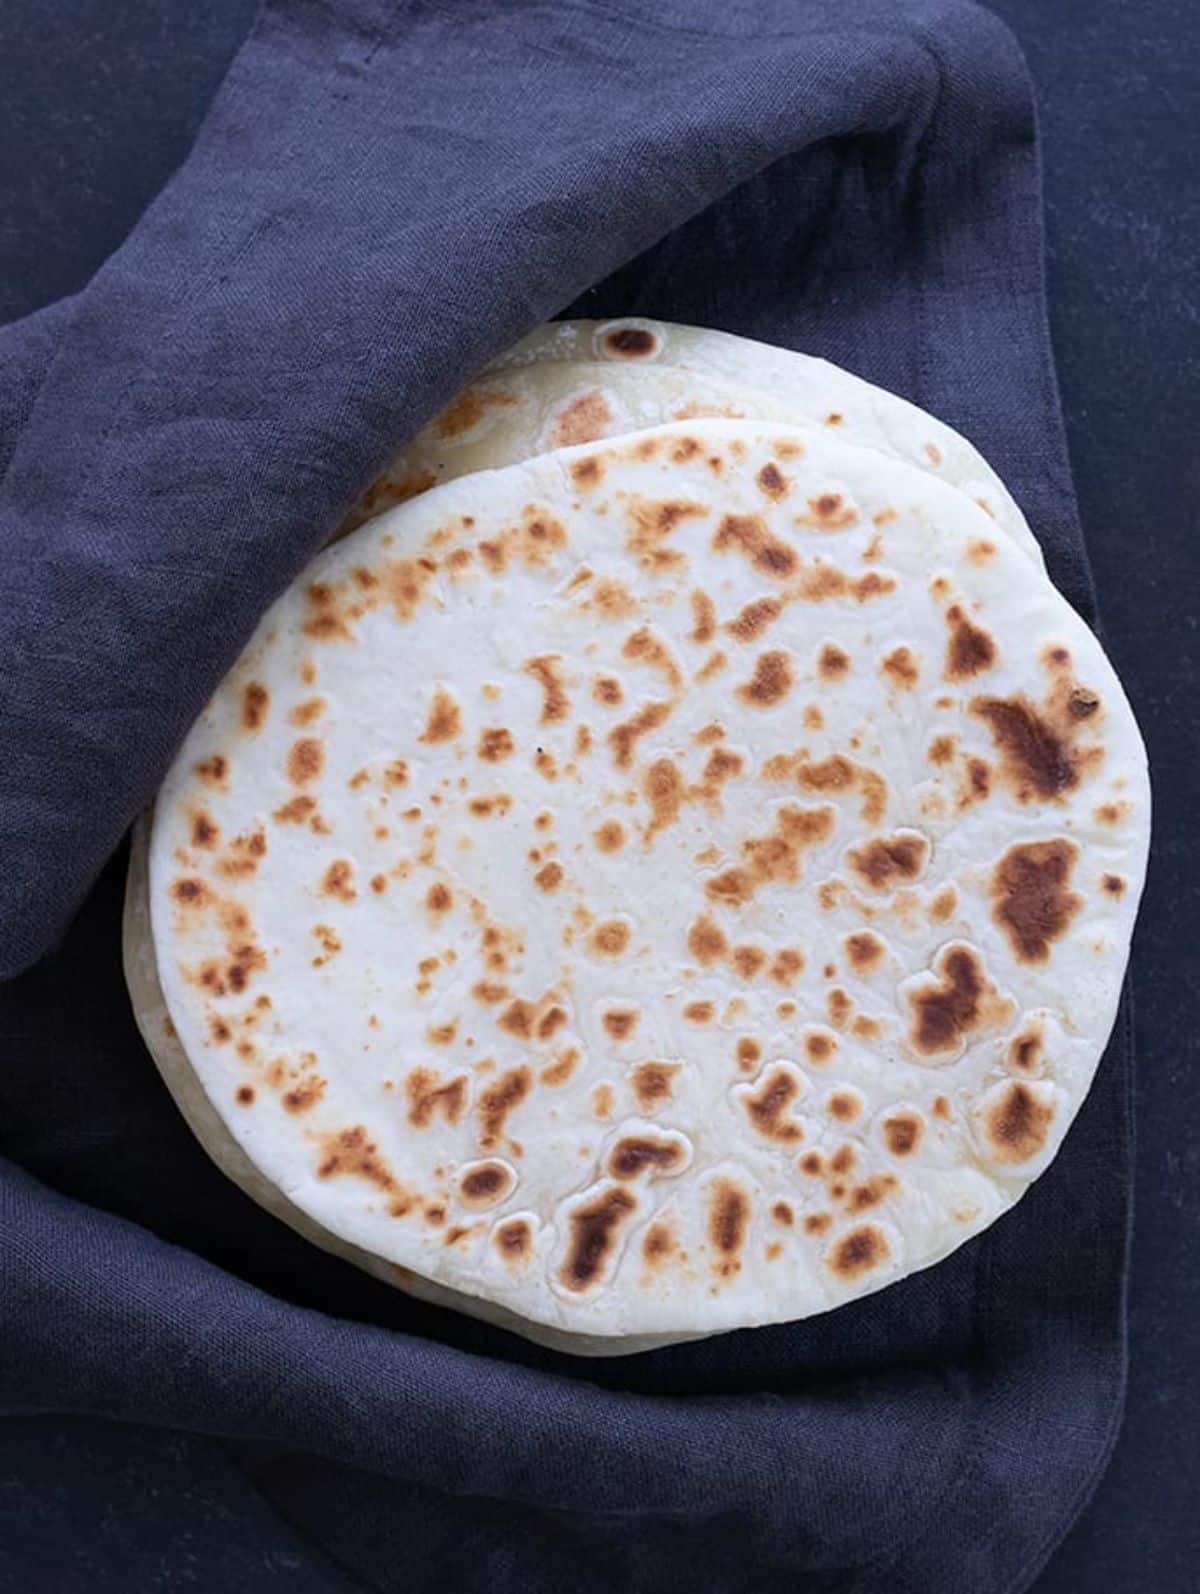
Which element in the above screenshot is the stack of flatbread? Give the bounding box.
[124,319,1149,1354]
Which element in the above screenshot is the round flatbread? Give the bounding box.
[344,318,1044,570]
[135,418,1147,1349]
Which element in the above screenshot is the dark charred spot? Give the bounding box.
[960,757,992,807]
[757,462,788,500]
[943,604,997,680]
[847,830,929,892]
[882,1112,923,1156]
[458,1160,514,1207]
[709,1179,750,1276]
[981,1081,1055,1163]
[235,1085,255,1106]
[603,325,657,358]
[170,877,209,907]
[772,1201,794,1226]
[242,682,269,731]
[713,513,797,578]
[1006,1025,1045,1073]
[991,839,1082,963]
[971,690,1098,802]
[1102,872,1126,897]
[907,942,1008,1057]
[559,1186,638,1291]
[196,754,229,786]
[477,1065,532,1149]
[828,1224,889,1279]
[741,1065,804,1143]
[283,1077,325,1114]
[607,1135,688,1180]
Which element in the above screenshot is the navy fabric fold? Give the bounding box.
[0,2,1130,1590]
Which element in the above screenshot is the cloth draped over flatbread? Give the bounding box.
[0,3,1130,1592]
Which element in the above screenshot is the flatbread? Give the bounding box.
[134,418,1148,1349]
[344,318,1044,570]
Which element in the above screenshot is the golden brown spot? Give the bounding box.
[825,413,843,427]
[757,462,788,500]
[478,727,515,762]
[432,384,518,439]
[574,723,593,757]
[800,1153,824,1176]
[536,1005,567,1041]
[741,1065,804,1142]
[705,803,834,906]
[689,590,717,644]
[594,819,626,853]
[930,886,958,923]
[467,793,512,819]
[1102,873,1126,897]
[630,1060,679,1108]
[933,1095,952,1120]
[737,649,793,707]
[804,1213,833,1235]
[494,1218,533,1264]
[709,1179,750,1276]
[283,1077,326,1114]
[1007,1025,1045,1074]
[906,942,1010,1058]
[844,931,885,972]
[928,735,957,766]
[541,1047,580,1086]
[1094,801,1128,826]
[609,700,672,769]
[593,674,624,708]
[827,1224,889,1279]
[427,1021,457,1045]
[533,861,565,893]
[925,442,943,465]
[731,944,766,979]
[311,923,342,967]
[736,1037,763,1072]
[959,756,992,808]
[847,830,929,892]
[818,643,851,681]
[991,840,1082,963]
[772,1201,794,1226]
[827,988,853,1029]
[725,596,783,644]
[477,1066,531,1149]
[852,1014,883,1041]
[944,604,997,680]
[713,513,796,578]
[769,948,805,986]
[319,859,356,902]
[695,722,726,747]
[622,626,683,690]
[590,578,638,618]
[591,1084,614,1118]
[302,582,352,643]
[546,389,613,448]
[981,1081,1055,1163]
[425,882,453,915]
[882,1112,923,1157]
[607,1134,688,1180]
[570,455,603,487]
[849,1174,897,1212]
[602,325,658,358]
[696,649,728,681]
[208,1015,232,1045]
[458,1161,514,1208]
[683,1000,715,1025]
[590,919,631,958]
[881,646,919,689]
[188,811,219,850]
[644,757,684,834]
[798,492,857,530]
[642,1222,675,1265]
[241,682,269,732]
[419,688,461,744]
[559,1185,638,1290]
[602,1008,639,1042]
[625,496,706,569]
[967,538,997,565]
[687,914,728,966]
[286,738,324,786]
[316,1126,402,1199]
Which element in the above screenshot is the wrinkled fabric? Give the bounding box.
[0,3,1130,1590]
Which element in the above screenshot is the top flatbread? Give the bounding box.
[140,417,1148,1346]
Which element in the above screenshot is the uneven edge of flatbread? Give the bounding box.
[123,815,703,1357]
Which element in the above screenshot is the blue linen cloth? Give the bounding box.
[0,3,1130,1589]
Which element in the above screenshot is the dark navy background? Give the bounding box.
[0,2,1195,1589]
